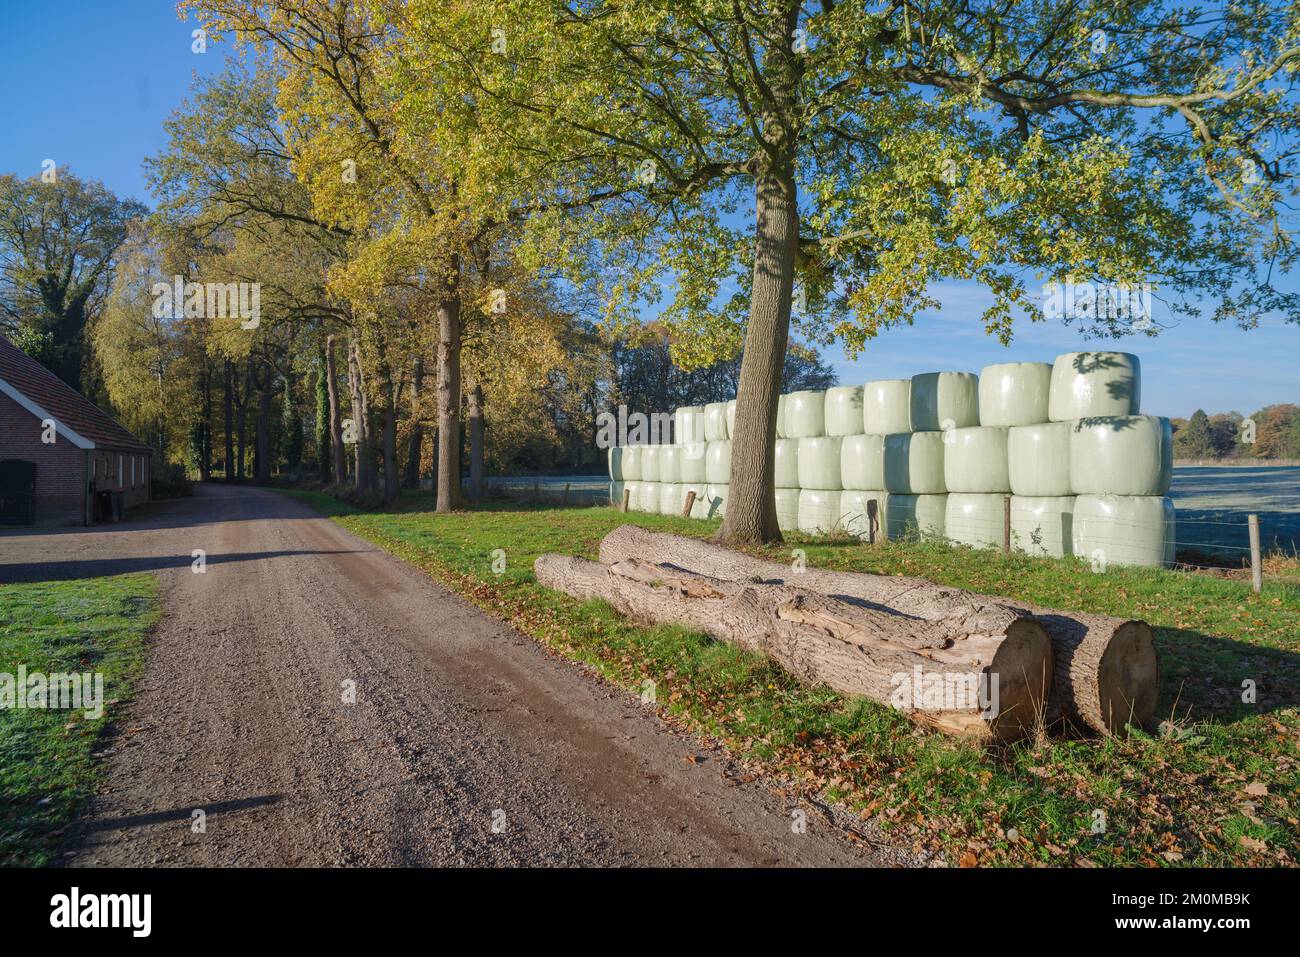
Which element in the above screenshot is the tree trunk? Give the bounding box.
[381,367,398,504]
[316,342,331,482]
[223,359,234,482]
[404,357,425,489]
[347,339,373,494]
[717,165,798,546]
[599,526,1158,735]
[325,335,345,486]
[435,271,462,512]
[255,389,271,483]
[535,554,1050,741]
[468,381,484,501]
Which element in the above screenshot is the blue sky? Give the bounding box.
[1,0,1294,419]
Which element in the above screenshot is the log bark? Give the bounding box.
[599,525,1157,735]
[325,336,346,484]
[535,554,1051,742]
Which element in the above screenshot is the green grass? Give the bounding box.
[278,488,1299,866]
[0,574,159,866]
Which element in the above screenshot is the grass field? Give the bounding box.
[280,487,1299,867]
[1171,465,1300,559]
[0,574,159,866]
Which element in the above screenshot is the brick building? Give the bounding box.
[0,334,153,526]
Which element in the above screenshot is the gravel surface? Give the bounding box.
[0,484,916,867]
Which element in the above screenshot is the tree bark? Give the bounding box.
[599,526,1158,735]
[347,338,373,494]
[223,359,234,482]
[403,357,425,489]
[325,335,345,486]
[381,365,398,504]
[535,554,1050,741]
[717,165,798,546]
[435,270,462,512]
[467,381,484,501]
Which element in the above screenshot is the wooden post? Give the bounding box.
[621,488,630,513]
[681,489,696,518]
[866,498,879,544]
[1003,495,1012,555]
[1248,513,1262,594]
[563,482,571,506]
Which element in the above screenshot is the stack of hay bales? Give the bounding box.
[603,350,1174,568]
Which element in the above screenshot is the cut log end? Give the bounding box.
[985,618,1053,743]
[1097,621,1159,734]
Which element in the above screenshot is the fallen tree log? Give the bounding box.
[535,554,1052,741]
[598,525,1158,736]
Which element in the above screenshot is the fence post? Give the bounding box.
[563,482,571,506]
[1002,495,1011,556]
[1248,513,1262,594]
[866,498,879,544]
[620,488,630,513]
[681,489,696,518]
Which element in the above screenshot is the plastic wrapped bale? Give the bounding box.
[887,494,947,540]
[658,483,684,516]
[824,385,865,436]
[776,394,790,439]
[658,445,681,484]
[773,438,800,488]
[1072,494,1175,568]
[678,441,708,484]
[840,434,886,490]
[634,482,661,513]
[797,436,843,490]
[725,400,737,437]
[775,487,801,531]
[978,361,1052,427]
[1048,351,1141,421]
[705,440,732,485]
[640,445,661,483]
[798,489,842,535]
[675,406,706,445]
[910,371,979,432]
[944,426,1010,493]
[704,402,730,441]
[785,390,825,438]
[884,432,946,494]
[1011,496,1075,558]
[1008,422,1071,497]
[1069,415,1172,496]
[609,481,625,510]
[620,481,640,511]
[838,490,887,540]
[608,447,627,481]
[616,446,642,482]
[702,484,727,518]
[863,379,911,435]
[945,493,1006,549]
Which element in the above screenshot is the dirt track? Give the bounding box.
[0,484,913,867]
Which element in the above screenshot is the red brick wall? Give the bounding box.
[0,390,85,524]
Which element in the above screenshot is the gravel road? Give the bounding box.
[0,484,912,867]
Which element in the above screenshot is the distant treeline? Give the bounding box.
[1171,404,1300,460]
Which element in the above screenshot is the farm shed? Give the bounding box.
[0,333,153,526]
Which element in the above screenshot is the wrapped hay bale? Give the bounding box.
[621,481,640,511]
[616,446,642,482]
[1011,496,1075,558]
[725,400,737,437]
[884,432,946,494]
[658,445,681,484]
[798,489,842,535]
[944,426,1010,493]
[635,481,661,512]
[887,493,947,540]
[785,390,825,438]
[704,402,730,441]
[1048,351,1140,421]
[1008,422,1071,497]
[658,483,683,516]
[776,394,790,439]
[609,480,625,509]
[1069,415,1172,496]
[978,361,1052,427]
[911,371,979,432]
[679,441,708,483]
[608,446,628,481]
[797,436,843,490]
[824,385,865,436]
[863,379,912,434]
[774,438,800,488]
[945,493,1006,550]
[702,484,728,518]
[1072,494,1175,568]
[838,490,887,540]
[841,433,887,490]
[675,406,706,445]
[775,487,801,531]
[640,445,661,483]
[705,440,732,485]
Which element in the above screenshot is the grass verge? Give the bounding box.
[0,574,159,866]
[278,488,1298,866]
